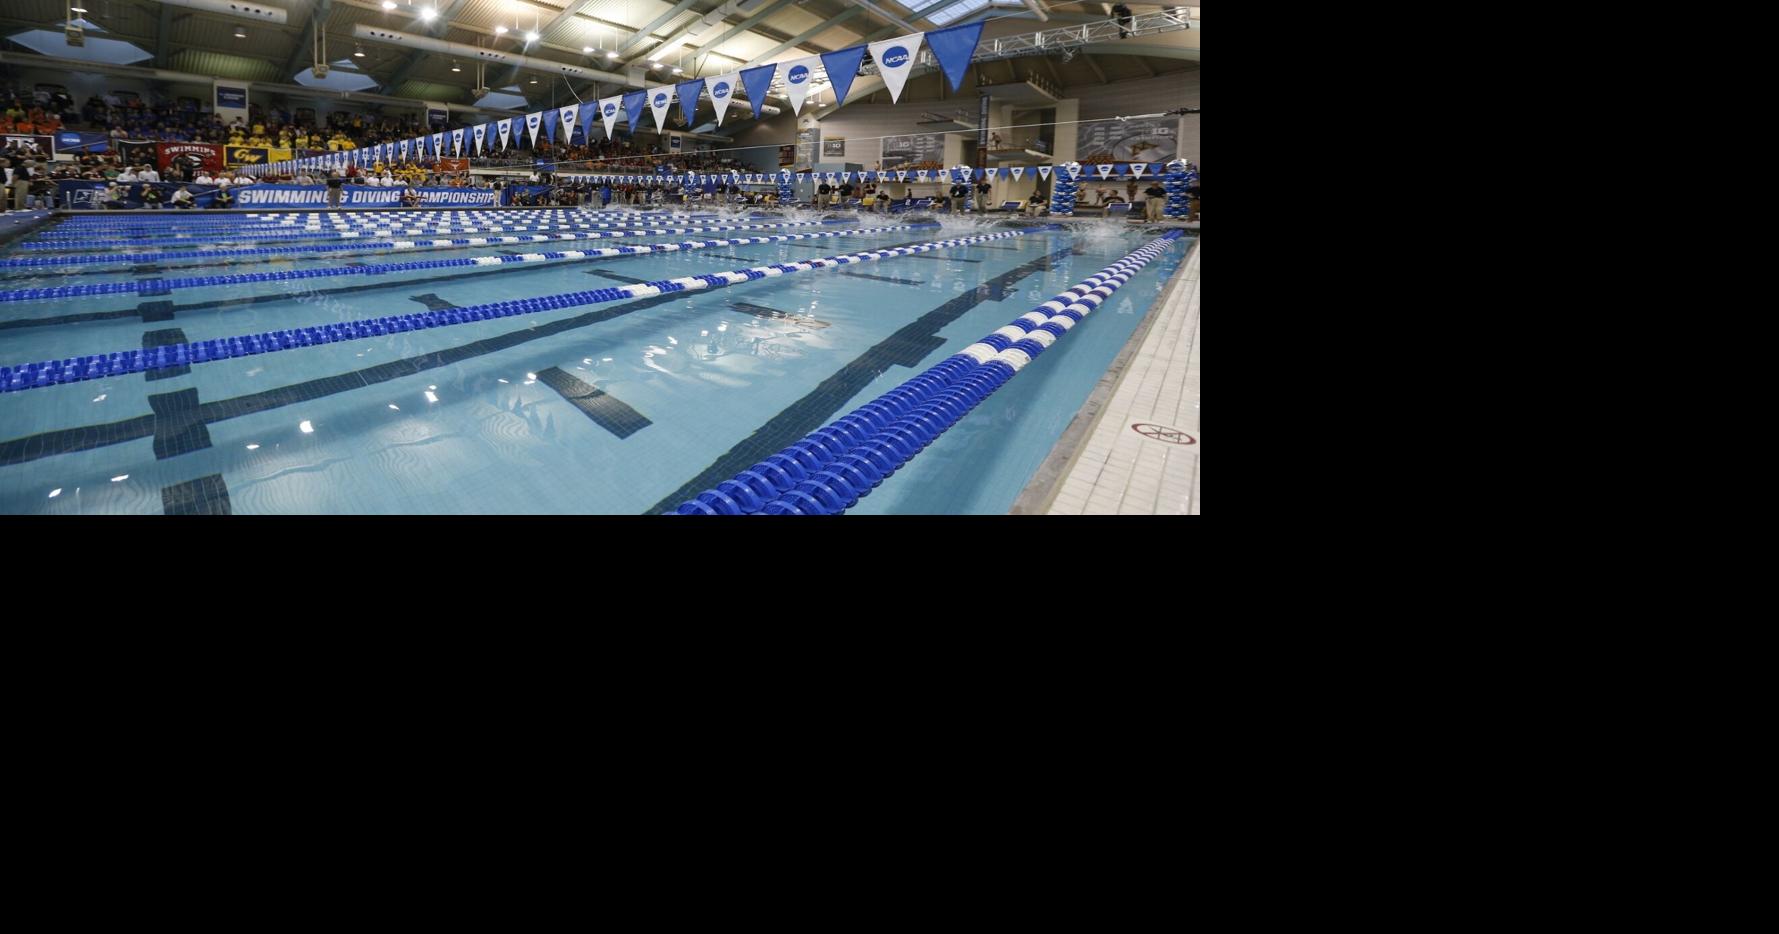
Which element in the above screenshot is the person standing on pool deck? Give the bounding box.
[1144,181,1167,221]
[326,172,344,208]
[600,182,612,207]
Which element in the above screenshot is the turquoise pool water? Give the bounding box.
[0,206,1187,514]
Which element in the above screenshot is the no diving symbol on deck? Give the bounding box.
[1132,423,1196,445]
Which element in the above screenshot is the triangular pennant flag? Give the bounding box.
[675,79,706,127]
[708,73,739,126]
[924,21,984,93]
[398,138,409,160]
[1129,163,1146,179]
[740,64,776,120]
[647,86,674,131]
[819,45,867,108]
[601,97,625,138]
[896,170,907,181]
[1097,163,1113,178]
[1037,165,1051,179]
[541,108,558,143]
[1066,163,1082,179]
[779,56,820,114]
[842,171,851,182]
[473,124,487,154]
[622,91,647,132]
[497,119,513,150]
[432,132,444,156]
[526,112,542,147]
[866,34,925,103]
[452,128,465,155]
[1011,166,1024,181]
[917,170,929,181]
[798,173,808,182]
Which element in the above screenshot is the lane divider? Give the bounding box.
[23,216,737,249]
[0,223,934,302]
[0,218,860,270]
[1,226,1058,393]
[673,232,1185,515]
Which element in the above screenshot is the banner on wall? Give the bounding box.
[156,142,225,173]
[436,158,469,173]
[425,103,449,127]
[214,82,249,124]
[1076,118,1177,164]
[3,133,58,155]
[224,145,292,166]
[231,185,499,206]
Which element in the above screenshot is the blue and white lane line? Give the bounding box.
[51,210,723,232]
[674,232,1186,515]
[22,215,740,249]
[0,218,860,269]
[0,223,935,302]
[0,226,1057,393]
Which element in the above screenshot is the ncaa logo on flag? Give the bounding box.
[604,103,617,116]
[788,65,809,84]
[653,93,667,106]
[528,115,538,126]
[713,82,730,98]
[883,46,909,67]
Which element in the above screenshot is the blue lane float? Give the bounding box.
[0,217,862,270]
[0,226,1057,393]
[0,223,935,302]
[22,214,739,249]
[673,231,1186,516]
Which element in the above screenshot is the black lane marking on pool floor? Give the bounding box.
[728,301,831,329]
[645,243,1077,514]
[409,293,462,311]
[143,328,193,381]
[588,271,649,284]
[534,368,652,439]
[0,235,1019,469]
[162,473,231,515]
[840,271,923,285]
[148,388,212,459]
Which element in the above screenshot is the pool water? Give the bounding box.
[0,206,1187,514]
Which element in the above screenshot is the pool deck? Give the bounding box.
[1012,235,1200,516]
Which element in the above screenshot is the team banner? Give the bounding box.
[1038,165,1051,179]
[230,185,499,207]
[924,21,986,93]
[779,56,820,115]
[819,45,866,108]
[675,78,706,127]
[473,124,487,154]
[556,105,577,143]
[708,73,739,126]
[866,34,924,104]
[156,142,225,173]
[740,64,776,120]
[452,128,465,155]
[647,86,674,132]
[525,112,542,146]
[223,145,291,166]
[496,118,512,150]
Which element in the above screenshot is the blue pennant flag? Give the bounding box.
[622,90,648,132]
[819,45,867,108]
[925,21,985,93]
[740,64,776,120]
[541,108,558,143]
[675,79,706,126]
[579,101,600,142]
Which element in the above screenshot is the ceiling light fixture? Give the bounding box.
[235,27,247,39]
[70,4,88,11]
[354,43,366,57]
[583,46,593,53]
[451,61,461,72]
[606,50,618,60]
[420,7,437,22]
[494,25,508,35]
[525,30,539,42]
[381,1,396,9]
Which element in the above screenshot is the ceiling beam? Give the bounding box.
[689,0,796,62]
[743,4,865,66]
[612,0,702,59]
[491,0,604,90]
[156,4,176,68]
[380,0,470,93]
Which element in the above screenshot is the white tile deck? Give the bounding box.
[1046,239,1200,515]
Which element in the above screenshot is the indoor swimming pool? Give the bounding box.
[0,206,1189,515]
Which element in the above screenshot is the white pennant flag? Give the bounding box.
[1066,163,1082,179]
[526,112,542,146]
[473,124,487,154]
[798,173,807,182]
[648,87,674,131]
[897,170,907,181]
[779,56,820,114]
[496,119,512,150]
[1011,166,1024,181]
[433,132,445,156]
[398,138,409,160]
[842,171,852,182]
[708,73,739,126]
[1129,163,1146,179]
[558,105,578,142]
[917,170,929,181]
[452,128,465,155]
[599,96,622,138]
[1096,163,1114,179]
[1038,165,1051,180]
[867,34,925,104]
